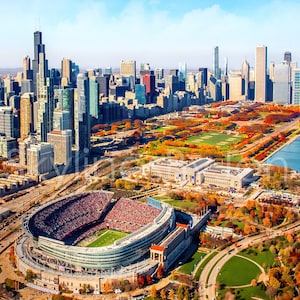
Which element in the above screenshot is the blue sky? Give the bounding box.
[1,0,300,70]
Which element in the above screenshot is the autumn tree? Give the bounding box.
[150,285,157,299]
[137,275,145,288]
[157,264,164,279]
[160,289,167,300]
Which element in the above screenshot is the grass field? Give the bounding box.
[239,248,275,267]
[217,256,261,286]
[153,195,197,210]
[219,285,272,300]
[186,132,245,150]
[87,229,128,247]
[155,126,177,133]
[179,251,207,274]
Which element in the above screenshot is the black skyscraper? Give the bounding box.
[32,31,48,95]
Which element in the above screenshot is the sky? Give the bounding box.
[1,0,300,70]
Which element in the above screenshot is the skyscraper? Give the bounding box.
[213,46,221,80]
[20,92,34,140]
[23,55,31,81]
[32,31,48,95]
[120,60,136,89]
[61,58,72,87]
[241,59,250,99]
[89,76,99,122]
[47,129,72,166]
[32,31,54,142]
[74,72,90,153]
[255,45,267,102]
[0,106,14,138]
[273,62,291,104]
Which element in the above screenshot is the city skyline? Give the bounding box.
[1,0,300,70]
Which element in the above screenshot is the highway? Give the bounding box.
[198,220,300,300]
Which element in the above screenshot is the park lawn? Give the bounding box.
[218,256,261,286]
[224,154,242,163]
[155,126,177,133]
[153,195,196,210]
[186,132,244,150]
[179,251,207,274]
[219,285,272,300]
[87,229,128,247]
[212,220,244,230]
[239,248,275,267]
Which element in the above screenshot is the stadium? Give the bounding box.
[15,190,210,294]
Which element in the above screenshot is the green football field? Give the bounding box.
[186,132,245,150]
[87,229,128,247]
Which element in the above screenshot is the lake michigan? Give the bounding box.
[265,136,300,172]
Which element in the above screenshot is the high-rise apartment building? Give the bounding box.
[47,129,72,166]
[213,46,221,80]
[74,72,90,152]
[20,92,34,140]
[255,45,267,102]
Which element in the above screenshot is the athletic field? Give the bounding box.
[186,132,244,150]
[87,229,128,247]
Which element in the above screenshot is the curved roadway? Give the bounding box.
[199,220,300,300]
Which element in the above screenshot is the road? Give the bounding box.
[198,220,300,300]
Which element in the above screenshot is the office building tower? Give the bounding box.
[47,129,72,166]
[284,51,292,63]
[142,72,156,103]
[273,62,291,104]
[74,72,90,152]
[155,68,164,80]
[120,60,136,79]
[0,106,14,138]
[23,55,32,80]
[229,71,243,101]
[292,69,300,105]
[241,59,250,98]
[165,75,179,94]
[89,76,99,122]
[198,68,208,88]
[255,45,267,102]
[0,136,17,159]
[21,79,34,94]
[213,46,221,80]
[178,62,187,90]
[36,52,54,142]
[32,31,48,95]
[98,75,110,97]
[19,134,38,166]
[27,142,54,176]
[61,58,72,87]
[20,93,34,140]
[135,84,146,105]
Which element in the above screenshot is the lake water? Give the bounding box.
[265,137,300,172]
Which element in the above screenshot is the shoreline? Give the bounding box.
[262,132,300,164]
